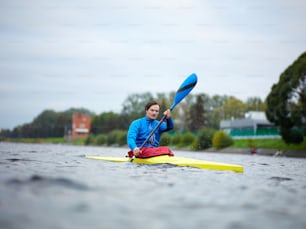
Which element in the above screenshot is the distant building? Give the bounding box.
[71,113,91,138]
[220,111,280,138]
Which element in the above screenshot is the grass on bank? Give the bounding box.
[1,137,305,151]
[1,137,85,145]
[232,138,306,151]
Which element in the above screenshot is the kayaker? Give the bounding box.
[127,101,174,158]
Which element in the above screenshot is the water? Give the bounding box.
[0,142,305,229]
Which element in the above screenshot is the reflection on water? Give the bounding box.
[0,142,306,229]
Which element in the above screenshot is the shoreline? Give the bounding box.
[1,140,305,158]
[203,147,306,158]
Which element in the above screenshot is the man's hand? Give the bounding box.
[163,109,171,119]
[133,147,141,156]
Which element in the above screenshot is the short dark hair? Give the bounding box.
[145,101,159,111]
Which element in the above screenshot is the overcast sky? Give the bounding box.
[1,0,305,129]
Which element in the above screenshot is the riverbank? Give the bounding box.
[1,138,305,158]
[203,147,306,158]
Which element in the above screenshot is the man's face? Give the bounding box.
[146,105,160,120]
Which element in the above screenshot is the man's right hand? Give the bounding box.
[133,147,141,156]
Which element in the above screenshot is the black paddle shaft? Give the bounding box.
[139,114,167,149]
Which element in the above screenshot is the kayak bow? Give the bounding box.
[86,155,244,173]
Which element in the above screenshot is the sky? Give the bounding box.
[0,0,305,129]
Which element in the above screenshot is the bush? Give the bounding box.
[106,130,127,146]
[191,138,200,150]
[212,131,234,149]
[197,127,217,150]
[180,132,197,148]
[171,134,182,147]
[160,133,172,146]
[116,130,128,146]
[85,134,95,145]
[95,134,107,145]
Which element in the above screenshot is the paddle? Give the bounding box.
[131,73,198,160]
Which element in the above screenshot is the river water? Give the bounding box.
[0,142,305,229]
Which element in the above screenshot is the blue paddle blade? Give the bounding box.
[170,73,198,110]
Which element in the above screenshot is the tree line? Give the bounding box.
[1,93,265,138]
[1,51,305,145]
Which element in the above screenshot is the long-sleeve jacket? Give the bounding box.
[127,116,174,151]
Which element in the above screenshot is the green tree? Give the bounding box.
[266,52,306,144]
[223,97,247,119]
[9,108,94,138]
[187,94,206,131]
[174,100,190,131]
[120,92,154,125]
[91,112,122,134]
[205,94,227,129]
[30,110,59,137]
[155,93,169,113]
[246,97,266,111]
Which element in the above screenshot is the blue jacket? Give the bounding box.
[127,116,174,150]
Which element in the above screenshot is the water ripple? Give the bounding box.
[6,175,90,191]
[269,176,293,182]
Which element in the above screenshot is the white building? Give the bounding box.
[220,111,280,138]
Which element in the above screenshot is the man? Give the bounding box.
[127,101,174,158]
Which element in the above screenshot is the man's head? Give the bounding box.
[145,101,160,120]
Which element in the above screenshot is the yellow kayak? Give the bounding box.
[86,155,244,173]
